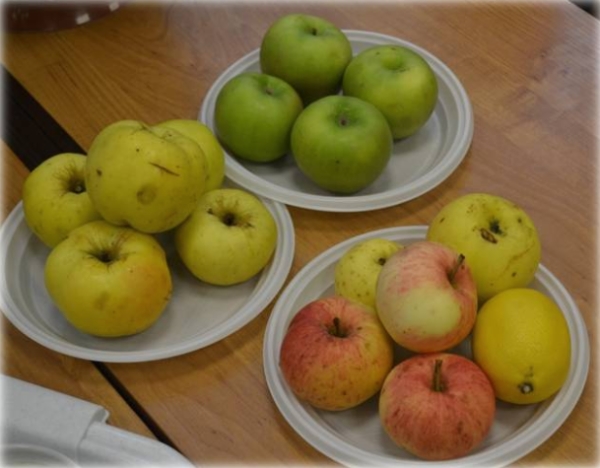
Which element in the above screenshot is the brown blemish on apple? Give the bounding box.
[94,291,109,310]
[149,162,179,176]
[96,168,103,177]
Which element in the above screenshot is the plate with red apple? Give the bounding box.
[0,189,295,363]
[199,30,473,212]
[263,225,589,466]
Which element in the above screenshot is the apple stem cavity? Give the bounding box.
[432,359,445,392]
[448,254,465,284]
[328,317,347,338]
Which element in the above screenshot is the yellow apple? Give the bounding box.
[85,120,207,233]
[22,153,102,247]
[334,238,402,312]
[44,220,172,337]
[157,119,225,192]
[174,188,277,286]
[427,193,541,302]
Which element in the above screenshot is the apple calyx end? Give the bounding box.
[518,382,534,394]
[432,359,445,392]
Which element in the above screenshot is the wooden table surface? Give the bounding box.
[2,1,597,466]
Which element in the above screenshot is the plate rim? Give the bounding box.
[199,29,474,213]
[0,197,295,363]
[262,225,590,466]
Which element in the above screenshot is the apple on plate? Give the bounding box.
[22,153,102,248]
[343,45,438,139]
[214,72,303,163]
[379,353,495,460]
[280,295,394,411]
[44,220,172,337]
[376,240,477,353]
[334,238,403,312]
[174,188,277,286]
[157,119,225,192]
[85,120,207,233]
[260,13,352,104]
[291,95,393,194]
[426,192,542,302]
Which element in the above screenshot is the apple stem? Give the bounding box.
[432,359,445,392]
[448,254,465,283]
[480,228,498,244]
[329,317,345,338]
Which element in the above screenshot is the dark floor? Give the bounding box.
[571,0,599,18]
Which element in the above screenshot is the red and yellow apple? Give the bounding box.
[376,240,477,353]
[379,353,495,460]
[280,296,394,411]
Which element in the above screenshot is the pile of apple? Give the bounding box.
[22,119,278,338]
[279,192,551,461]
[213,13,438,194]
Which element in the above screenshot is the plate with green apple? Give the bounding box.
[200,30,473,212]
[0,184,295,363]
[262,226,589,466]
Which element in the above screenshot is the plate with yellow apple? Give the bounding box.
[263,195,589,466]
[0,191,294,363]
[199,26,473,212]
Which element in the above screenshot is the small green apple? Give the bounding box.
[260,13,352,104]
[214,72,303,163]
[334,238,403,312]
[343,45,438,139]
[22,153,102,247]
[426,193,542,302]
[44,220,172,337]
[158,119,225,192]
[85,120,207,233]
[291,95,393,194]
[174,188,278,286]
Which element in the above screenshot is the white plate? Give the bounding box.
[199,30,473,212]
[0,194,294,363]
[263,226,590,467]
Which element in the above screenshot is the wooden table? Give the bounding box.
[2,1,597,465]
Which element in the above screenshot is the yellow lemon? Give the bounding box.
[472,288,571,404]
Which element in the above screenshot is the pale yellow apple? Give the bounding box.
[427,193,541,302]
[334,238,402,312]
[22,153,102,247]
[44,220,172,337]
[158,119,225,192]
[85,120,207,233]
[175,188,277,286]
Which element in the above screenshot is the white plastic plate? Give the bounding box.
[200,30,474,212]
[263,226,590,467]
[0,193,294,363]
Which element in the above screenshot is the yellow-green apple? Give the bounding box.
[334,238,403,312]
[22,153,102,248]
[379,353,495,460]
[157,119,225,192]
[291,95,393,194]
[343,45,438,139]
[376,240,477,353]
[214,72,303,163]
[280,296,394,411]
[85,120,207,233]
[427,193,542,302]
[44,220,172,337]
[174,188,277,286]
[260,13,352,104]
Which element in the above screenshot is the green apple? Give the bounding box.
[291,95,393,194]
[335,238,403,312]
[85,120,207,233]
[44,220,172,337]
[174,188,278,286]
[260,13,352,104]
[158,119,225,192]
[214,72,303,163]
[343,45,438,139]
[426,193,542,302]
[22,153,102,248]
